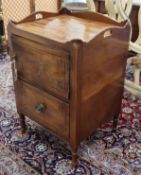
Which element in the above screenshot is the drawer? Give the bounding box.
[12,36,69,99]
[15,80,69,139]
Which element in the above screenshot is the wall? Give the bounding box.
[2,0,58,38]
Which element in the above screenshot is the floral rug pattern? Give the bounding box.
[0,144,40,175]
[0,59,141,175]
[0,58,16,113]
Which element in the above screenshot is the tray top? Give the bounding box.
[16,15,118,43]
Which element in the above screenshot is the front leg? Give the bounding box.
[112,114,119,133]
[19,113,27,134]
[71,145,78,168]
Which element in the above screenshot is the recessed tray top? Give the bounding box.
[16,15,118,43]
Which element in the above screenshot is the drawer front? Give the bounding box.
[12,36,69,99]
[15,80,69,139]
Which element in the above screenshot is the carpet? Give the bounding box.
[0,58,16,113]
[0,58,141,175]
[0,143,41,175]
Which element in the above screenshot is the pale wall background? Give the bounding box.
[2,0,58,37]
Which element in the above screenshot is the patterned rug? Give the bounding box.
[0,58,141,175]
[0,143,40,175]
[0,58,16,112]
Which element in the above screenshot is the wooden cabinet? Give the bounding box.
[8,8,130,166]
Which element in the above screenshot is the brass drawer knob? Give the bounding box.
[35,104,46,113]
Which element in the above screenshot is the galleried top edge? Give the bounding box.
[8,8,130,44]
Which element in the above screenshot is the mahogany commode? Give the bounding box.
[8,9,130,166]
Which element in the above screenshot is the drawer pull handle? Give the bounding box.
[35,104,46,113]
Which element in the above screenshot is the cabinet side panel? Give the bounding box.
[78,27,130,142]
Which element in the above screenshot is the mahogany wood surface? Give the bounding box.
[15,80,69,139]
[8,8,131,166]
[15,15,120,44]
[79,24,130,141]
[12,35,69,100]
